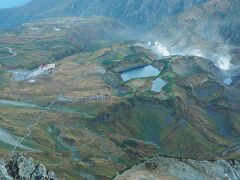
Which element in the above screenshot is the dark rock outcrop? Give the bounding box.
[0,159,13,180]
[0,154,56,180]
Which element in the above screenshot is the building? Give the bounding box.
[25,63,56,80]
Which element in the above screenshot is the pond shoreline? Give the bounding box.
[118,64,149,73]
[120,65,160,82]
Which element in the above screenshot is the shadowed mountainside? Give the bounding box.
[0,0,206,30]
[153,0,240,47]
[0,0,240,47]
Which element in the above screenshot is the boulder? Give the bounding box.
[31,164,48,180]
[7,154,35,179]
[3,153,56,180]
[0,159,13,180]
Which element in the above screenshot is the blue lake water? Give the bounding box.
[223,78,232,86]
[151,78,166,92]
[0,0,31,9]
[121,65,160,81]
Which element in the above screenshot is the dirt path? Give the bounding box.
[0,99,38,108]
[222,144,240,156]
[0,46,18,60]
[0,128,35,151]
[11,99,57,156]
[11,70,91,156]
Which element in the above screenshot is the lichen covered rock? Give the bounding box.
[0,159,13,180]
[2,154,57,180]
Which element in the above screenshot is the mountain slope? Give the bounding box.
[0,0,206,30]
[1,0,240,47]
[0,39,239,179]
[88,55,240,159]
[153,0,240,47]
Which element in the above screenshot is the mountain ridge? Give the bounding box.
[0,0,207,30]
[0,0,239,46]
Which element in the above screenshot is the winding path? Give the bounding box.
[10,69,92,156]
[11,100,57,156]
[0,46,18,60]
[222,144,240,157]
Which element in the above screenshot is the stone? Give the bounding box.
[47,170,56,180]
[17,155,35,179]
[2,153,57,180]
[7,153,35,179]
[0,159,13,180]
[31,164,48,180]
[145,161,158,170]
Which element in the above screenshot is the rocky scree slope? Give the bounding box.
[114,156,240,180]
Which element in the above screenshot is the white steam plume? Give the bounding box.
[153,41,170,56]
[146,41,170,56]
[137,41,233,71]
[215,55,231,70]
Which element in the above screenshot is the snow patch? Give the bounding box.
[53,27,61,32]
[28,79,35,83]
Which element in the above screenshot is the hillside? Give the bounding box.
[0,37,239,178]
[0,16,136,69]
[0,1,240,179]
